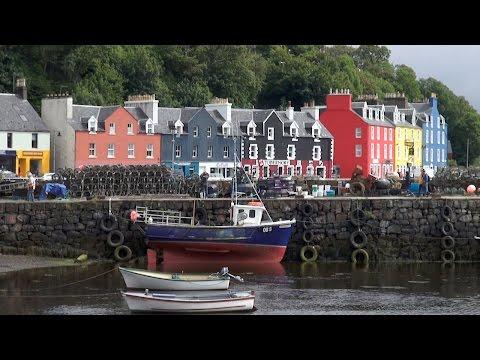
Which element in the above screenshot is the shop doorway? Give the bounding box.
[30,159,42,176]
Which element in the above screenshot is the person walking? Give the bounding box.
[418,169,429,196]
[27,172,36,202]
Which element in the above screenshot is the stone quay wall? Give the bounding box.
[0,196,480,263]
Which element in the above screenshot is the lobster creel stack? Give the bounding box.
[430,167,479,195]
[55,165,207,198]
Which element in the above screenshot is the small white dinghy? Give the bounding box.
[122,289,256,313]
[119,266,243,291]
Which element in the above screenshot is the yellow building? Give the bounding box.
[385,106,423,176]
[0,79,51,177]
[16,150,50,177]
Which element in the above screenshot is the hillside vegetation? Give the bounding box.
[0,45,476,164]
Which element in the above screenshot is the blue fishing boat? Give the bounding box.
[130,120,296,263]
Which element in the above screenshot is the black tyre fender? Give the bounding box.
[350,209,366,226]
[100,213,118,232]
[114,245,132,262]
[350,230,368,249]
[441,205,453,222]
[441,222,454,236]
[300,245,318,262]
[303,217,314,230]
[350,182,365,196]
[441,236,455,250]
[107,230,125,248]
[301,203,314,216]
[441,249,455,263]
[302,230,314,243]
[195,207,208,225]
[351,248,369,265]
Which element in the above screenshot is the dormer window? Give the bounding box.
[381,111,384,121]
[247,123,255,137]
[313,127,320,139]
[375,110,379,120]
[291,126,298,138]
[362,108,367,118]
[368,109,373,119]
[223,124,231,137]
[401,114,405,121]
[88,117,97,133]
[146,120,154,134]
[174,119,184,135]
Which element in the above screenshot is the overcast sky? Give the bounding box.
[387,45,480,112]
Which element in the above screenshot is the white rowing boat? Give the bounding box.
[118,267,242,291]
[122,290,256,313]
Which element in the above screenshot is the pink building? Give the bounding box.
[41,95,161,170]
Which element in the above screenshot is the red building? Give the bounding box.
[320,90,394,178]
[74,106,161,168]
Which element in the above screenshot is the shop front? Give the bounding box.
[199,162,236,181]
[16,150,50,177]
[0,150,17,173]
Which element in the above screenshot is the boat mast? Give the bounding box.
[233,122,238,205]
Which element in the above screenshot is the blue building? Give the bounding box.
[410,93,448,173]
[159,98,240,179]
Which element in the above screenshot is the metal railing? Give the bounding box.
[135,206,194,226]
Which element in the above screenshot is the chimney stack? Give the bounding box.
[15,78,27,100]
[286,100,294,120]
[301,99,321,120]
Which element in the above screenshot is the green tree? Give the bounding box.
[394,65,422,101]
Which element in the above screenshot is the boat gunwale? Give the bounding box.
[144,219,296,229]
[122,291,255,303]
[119,267,229,282]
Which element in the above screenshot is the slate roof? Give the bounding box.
[277,111,333,138]
[397,108,421,128]
[352,108,394,127]
[0,94,49,132]
[351,101,366,109]
[410,102,432,115]
[157,107,182,134]
[70,104,156,133]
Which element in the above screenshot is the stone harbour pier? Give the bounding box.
[0,196,480,264]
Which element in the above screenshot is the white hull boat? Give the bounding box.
[119,267,236,291]
[122,290,256,313]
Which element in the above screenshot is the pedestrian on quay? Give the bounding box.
[405,170,411,190]
[27,172,36,202]
[418,169,429,196]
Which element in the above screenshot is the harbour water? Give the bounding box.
[1,261,479,315]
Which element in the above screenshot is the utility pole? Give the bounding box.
[171,129,176,171]
[466,138,470,168]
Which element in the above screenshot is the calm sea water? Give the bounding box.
[0,261,479,315]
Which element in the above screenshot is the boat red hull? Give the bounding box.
[147,241,287,263]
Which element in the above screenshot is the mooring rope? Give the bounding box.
[0,267,118,293]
